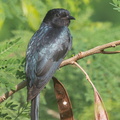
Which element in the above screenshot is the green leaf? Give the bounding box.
[113,0,118,5]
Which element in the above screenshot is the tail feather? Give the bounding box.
[31,94,40,120]
[27,84,41,101]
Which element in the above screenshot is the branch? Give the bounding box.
[0,40,120,103]
[0,80,27,103]
[60,40,120,67]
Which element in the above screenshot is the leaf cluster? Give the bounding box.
[111,0,120,12]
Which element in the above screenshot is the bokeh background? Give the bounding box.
[0,0,120,120]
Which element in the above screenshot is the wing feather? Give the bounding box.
[26,23,72,100]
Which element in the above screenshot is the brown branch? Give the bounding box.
[60,40,120,67]
[0,80,27,103]
[0,40,120,103]
[101,50,120,54]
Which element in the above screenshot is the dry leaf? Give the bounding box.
[52,77,74,120]
[94,89,109,120]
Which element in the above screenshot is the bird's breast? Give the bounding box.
[42,27,70,54]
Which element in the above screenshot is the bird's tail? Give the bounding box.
[31,94,40,120]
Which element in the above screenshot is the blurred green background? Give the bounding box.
[0,0,120,120]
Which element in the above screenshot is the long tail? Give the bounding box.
[31,93,40,120]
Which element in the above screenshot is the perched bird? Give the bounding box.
[25,8,75,120]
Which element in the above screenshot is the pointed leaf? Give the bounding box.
[94,90,109,120]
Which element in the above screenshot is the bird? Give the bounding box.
[25,8,75,120]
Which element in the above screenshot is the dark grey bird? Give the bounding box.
[25,8,75,120]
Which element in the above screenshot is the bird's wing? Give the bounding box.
[26,24,72,100]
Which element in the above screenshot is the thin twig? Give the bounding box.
[72,62,109,120]
[101,50,120,54]
[72,61,96,91]
[73,62,108,120]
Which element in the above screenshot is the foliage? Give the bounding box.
[111,0,120,12]
[0,0,120,120]
[90,0,120,23]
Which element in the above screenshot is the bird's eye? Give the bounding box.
[55,13,60,17]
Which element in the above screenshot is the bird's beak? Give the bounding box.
[62,15,75,20]
[69,16,75,20]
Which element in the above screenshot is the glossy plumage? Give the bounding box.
[25,8,74,120]
[26,23,72,100]
[26,8,74,100]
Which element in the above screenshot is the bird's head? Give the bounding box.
[43,8,75,27]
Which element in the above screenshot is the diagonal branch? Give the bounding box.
[0,80,27,103]
[60,40,120,67]
[0,40,120,103]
